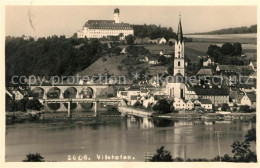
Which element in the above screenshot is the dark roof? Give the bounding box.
[247,93,256,102]
[217,65,239,71]
[154,95,166,100]
[194,87,229,96]
[199,99,212,104]
[197,68,213,76]
[128,86,141,91]
[130,95,139,100]
[114,8,120,13]
[84,20,133,30]
[87,20,115,24]
[177,16,184,43]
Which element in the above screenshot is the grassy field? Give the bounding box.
[184,33,257,44]
[76,35,257,78]
[76,55,128,77]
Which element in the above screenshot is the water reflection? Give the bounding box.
[6,117,255,162]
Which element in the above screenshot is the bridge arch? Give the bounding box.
[80,87,94,98]
[64,87,78,98]
[64,87,78,110]
[46,87,61,110]
[31,87,45,99]
[79,87,94,110]
[47,87,61,99]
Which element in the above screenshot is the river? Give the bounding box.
[5,116,255,162]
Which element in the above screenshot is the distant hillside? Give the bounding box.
[191,24,257,35]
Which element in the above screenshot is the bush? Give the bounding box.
[23,153,45,162]
[149,146,173,162]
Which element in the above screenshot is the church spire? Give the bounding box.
[177,12,183,43]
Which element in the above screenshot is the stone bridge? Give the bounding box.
[29,85,115,113]
[30,84,110,99]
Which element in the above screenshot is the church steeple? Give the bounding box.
[174,13,185,77]
[177,13,183,43]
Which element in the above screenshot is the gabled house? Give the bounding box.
[173,97,194,110]
[203,56,213,67]
[158,37,167,44]
[249,61,257,71]
[240,92,256,109]
[197,68,213,76]
[198,99,213,110]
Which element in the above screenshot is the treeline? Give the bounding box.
[194,24,257,35]
[5,36,115,84]
[207,42,245,65]
[133,24,177,40]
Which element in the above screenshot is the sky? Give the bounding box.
[5,6,257,37]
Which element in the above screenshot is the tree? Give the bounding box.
[233,42,242,56]
[221,43,234,55]
[245,128,256,142]
[239,105,252,113]
[125,34,135,45]
[118,33,124,40]
[231,140,256,162]
[133,101,142,108]
[18,98,29,111]
[153,99,171,114]
[168,41,174,47]
[158,55,166,63]
[207,45,219,57]
[221,103,229,111]
[23,153,45,162]
[149,146,173,162]
[26,99,43,111]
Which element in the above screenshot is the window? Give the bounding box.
[178,61,180,66]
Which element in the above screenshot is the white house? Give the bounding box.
[148,58,159,65]
[159,37,167,44]
[173,97,194,110]
[240,92,256,109]
[120,47,127,54]
[196,99,213,110]
[77,8,134,39]
[12,89,24,100]
[249,61,257,71]
[185,100,194,110]
[117,86,141,100]
[203,57,212,67]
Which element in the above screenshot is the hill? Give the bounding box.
[75,55,128,77]
[191,24,257,35]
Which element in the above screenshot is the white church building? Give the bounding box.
[166,15,186,100]
[77,8,134,39]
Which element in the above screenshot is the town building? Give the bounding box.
[77,8,134,39]
[6,88,24,100]
[203,56,213,67]
[193,86,229,105]
[166,14,186,99]
[240,92,256,109]
[173,97,194,110]
[197,99,213,110]
[196,68,213,76]
[159,37,167,44]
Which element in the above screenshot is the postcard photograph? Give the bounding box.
[3,4,258,164]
